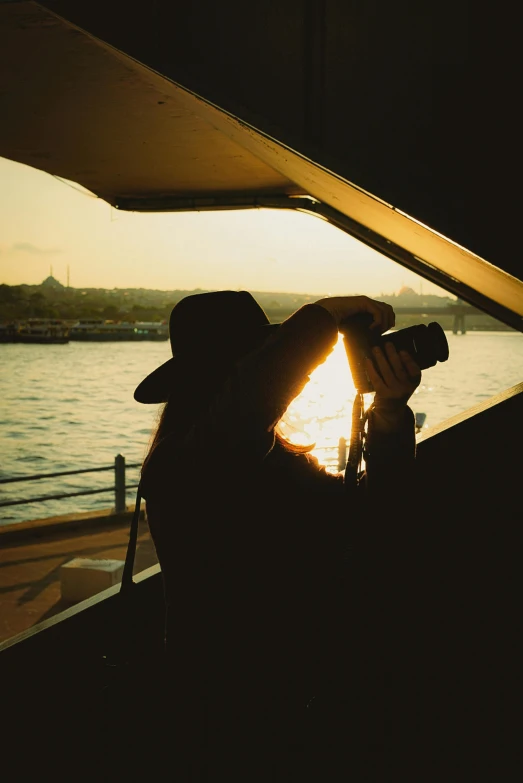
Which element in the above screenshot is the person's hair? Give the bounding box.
[142,376,313,475]
[141,360,222,474]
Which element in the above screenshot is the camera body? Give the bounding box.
[340,312,449,393]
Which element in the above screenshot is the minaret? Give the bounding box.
[67,265,70,288]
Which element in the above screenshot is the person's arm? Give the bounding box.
[349,339,422,643]
[147,295,407,479]
[143,303,337,482]
[313,296,420,490]
[364,336,420,478]
[238,294,398,441]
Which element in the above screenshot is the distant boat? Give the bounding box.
[69,319,169,341]
[0,319,70,344]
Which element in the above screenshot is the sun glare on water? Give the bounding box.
[278,334,373,472]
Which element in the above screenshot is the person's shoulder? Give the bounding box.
[303,450,343,483]
[140,434,191,497]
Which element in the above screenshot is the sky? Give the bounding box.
[0,156,449,297]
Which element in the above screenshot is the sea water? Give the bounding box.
[1,332,522,524]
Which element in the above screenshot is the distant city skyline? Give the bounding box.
[0,156,449,297]
[7,271,450,303]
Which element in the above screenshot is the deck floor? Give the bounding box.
[0,512,158,645]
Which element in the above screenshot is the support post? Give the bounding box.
[114,454,126,513]
[453,313,466,334]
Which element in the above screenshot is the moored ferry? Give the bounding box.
[0,319,70,344]
[69,319,169,341]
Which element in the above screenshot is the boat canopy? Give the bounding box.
[1,1,522,325]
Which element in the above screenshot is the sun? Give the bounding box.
[277,334,373,472]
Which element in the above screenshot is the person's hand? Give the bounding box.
[315,295,395,333]
[366,342,422,431]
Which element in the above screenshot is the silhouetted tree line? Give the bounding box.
[0,283,177,322]
[0,282,512,330]
[0,283,317,323]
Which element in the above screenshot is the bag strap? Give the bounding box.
[121,483,142,593]
[344,392,368,493]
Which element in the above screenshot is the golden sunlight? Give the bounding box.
[278,334,374,473]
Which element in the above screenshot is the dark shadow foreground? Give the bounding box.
[3,385,522,782]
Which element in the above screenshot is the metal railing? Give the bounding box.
[313,437,348,472]
[0,455,140,513]
[0,421,424,515]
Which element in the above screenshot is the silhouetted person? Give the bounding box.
[134,291,421,782]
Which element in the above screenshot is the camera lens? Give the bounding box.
[427,322,449,361]
[383,322,449,371]
[340,313,450,393]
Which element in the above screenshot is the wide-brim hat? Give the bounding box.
[134,290,279,404]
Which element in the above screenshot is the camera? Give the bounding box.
[340,312,449,393]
